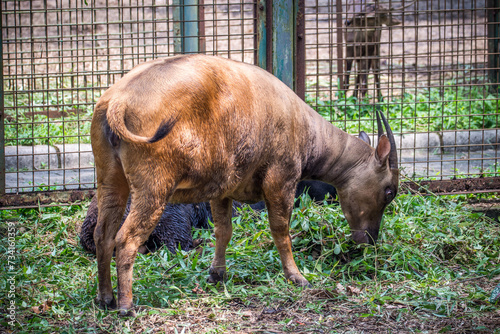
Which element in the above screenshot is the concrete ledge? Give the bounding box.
[5,146,59,171]
[5,144,94,172]
[363,129,499,154]
[441,129,499,152]
[55,144,94,169]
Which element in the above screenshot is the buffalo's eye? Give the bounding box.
[385,188,394,203]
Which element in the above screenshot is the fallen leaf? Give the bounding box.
[347,286,361,295]
[308,289,335,299]
[241,310,252,318]
[336,283,346,294]
[191,283,205,294]
[31,300,54,314]
[386,304,405,309]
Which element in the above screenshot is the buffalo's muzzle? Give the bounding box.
[352,228,379,245]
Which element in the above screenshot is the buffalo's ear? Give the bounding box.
[375,134,391,166]
[359,131,371,145]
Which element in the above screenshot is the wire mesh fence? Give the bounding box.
[304,0,499,182]
[1,0,499,202]
[1,0,257,196]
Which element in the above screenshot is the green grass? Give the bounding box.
[308,84,500,134]
[5,114,93,146]
[1,193,499,333]
[4,83,499,146]
[3,86,97,146]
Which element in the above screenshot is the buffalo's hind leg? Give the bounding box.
[264,180,310,287]
[207,198,233,284]
[114,180,173,316]
[94,166,130,310]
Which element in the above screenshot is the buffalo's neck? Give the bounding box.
[301,116,372,189]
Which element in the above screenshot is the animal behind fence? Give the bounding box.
[344,0,414,100]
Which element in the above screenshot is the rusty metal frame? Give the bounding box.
[0,189,95,209]
[403,177,500,196]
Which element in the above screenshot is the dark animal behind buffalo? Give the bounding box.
[80,196,211,255]
[295,180,337,206]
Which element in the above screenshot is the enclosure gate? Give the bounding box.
[1,0,500,208]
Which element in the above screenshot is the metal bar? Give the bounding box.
[198,0,206,53]
[0,189,95,210]
[0,1,5,196]
[173,0,183,54]
[404,177,500,195]
[488,0,500,90]
[256,0,267,69]
[335,0,344,91]
[266,0,273,73]
[184,0,199,54]
[295,0,305,100]
[272,0,294,89]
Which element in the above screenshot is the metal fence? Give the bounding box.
[303,0,500,193]
[1,0,499,207]
[1,0,257,205]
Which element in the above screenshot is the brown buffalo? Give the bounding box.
[90,54,399,315]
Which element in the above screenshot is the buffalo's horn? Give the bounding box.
[376,108,383,139]
[377,109,398,170]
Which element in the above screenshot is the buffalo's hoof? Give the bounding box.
[96,295,117,310]
[207,266,226,284]
[288,274,312,288]
[119,308,137,317]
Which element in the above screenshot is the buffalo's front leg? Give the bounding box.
[207,198,233,284]
[264,180,310,287]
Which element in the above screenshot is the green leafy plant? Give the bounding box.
[4,84,97,146]
[4,83,499,146]
[308,84,499,134]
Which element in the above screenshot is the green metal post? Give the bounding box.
[173,0,182,54]
[184,0,199,54]
[257,0,304,98]
[173,0,199,54]
[272,0,295,89]
[255,0,268,70]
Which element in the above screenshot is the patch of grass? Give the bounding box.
[4,114,93,146]
[4,85,98,146]
[1,193,499,333]
[309,84,500,134]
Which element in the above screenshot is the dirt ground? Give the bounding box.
[72,282,500,333]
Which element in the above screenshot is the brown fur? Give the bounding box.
[90,54,399,315]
